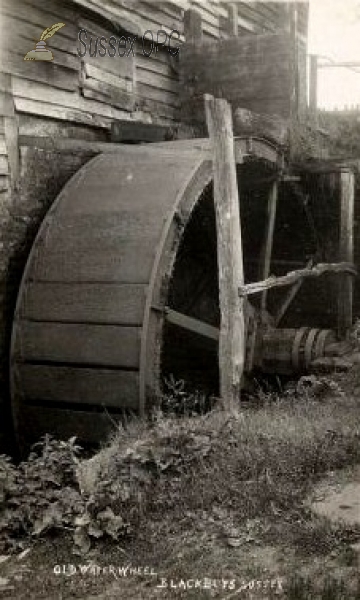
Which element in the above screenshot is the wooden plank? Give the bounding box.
[73,0,141,37]
[16,404,125,446]
[81,79,135,111]
[101,2,183,44]
[32,240,160,285]
[0,14,78,55]
[338,169,355,338]
[157,1,183,20]
[184,8,203,43]
[135,38,179,67]
[136,83,179,108]
[133,95,178,120]
[12,79,136,121]
[0,7,77,48]
[0,114,5,132]
[259,181,278,313]
[136,68,179,94]
[22,0,77,27]
[1,0,78,40]
[4,116,19,184]
[191,1,219,27]
[0,156,9,176]
[21,282,146,325]
[3,73,19,186]
[165,308,219,342]
[111,121,172,143]
[17,364,139,409]
[0,139,7,155]
[0,52,78,91]
[84,64,131,90]
[18,114,109,139]
[218,4,256,34]
[137,0,184,32]
[16,322,141,368]
[84,48,134,83]
[15,134,266,164]
[0,176,9,192]
[309,54,318,118]
[227,3,239,36]
[0,91,15,117]
[237,2,275,30]
[14,98,122,128]
[205,94,245,405]
[136,53,177,78]
[6,45,79,72]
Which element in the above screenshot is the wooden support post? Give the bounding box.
[204,94,245,406]
[2,74,19,188]
[309,54,318,120]
[260,180,278,314]
[228,3,239,37]
[338,169,355,338]
[290,3,299,118]
[184,9,202,44]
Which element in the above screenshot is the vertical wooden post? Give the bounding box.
[309,54,318,120]
[2,74,19,188]
[338,168,354,338]
[204,94,245,406]
[184,9,202,44]
[228,3,239,37]
[290,3,299,118]
[260,180,278,314]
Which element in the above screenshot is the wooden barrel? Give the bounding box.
[10,139,282,448]
[261,328,337,375]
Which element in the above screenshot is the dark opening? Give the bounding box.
[161,183,220,397]
[161,159,339,405]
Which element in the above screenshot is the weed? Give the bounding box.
[0,375,360,563]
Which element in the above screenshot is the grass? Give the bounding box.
[1,371,360,597]
[82,379,360,521]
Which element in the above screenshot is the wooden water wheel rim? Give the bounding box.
[10,138,284,447]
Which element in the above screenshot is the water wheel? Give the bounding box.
[10,139,283,448]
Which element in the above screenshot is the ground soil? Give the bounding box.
[1,465,360,600]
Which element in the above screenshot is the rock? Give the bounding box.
[311,483,360,526]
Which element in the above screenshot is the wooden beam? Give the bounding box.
[309,54,318,118]
[338,169,355,338]
[2,74,19,187]
[290,3,299,117]
[110,121,173,144]
[239,262,356,297]
[184,9,202,44]
[228,3,239,37]
[204,94,245,405]
[165,308,219,342]
[259,181,278,314]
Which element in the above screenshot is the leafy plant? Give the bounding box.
[0,436,133,553]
